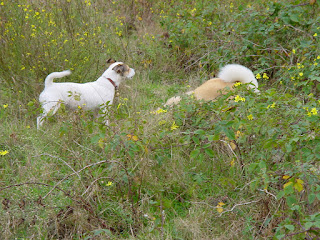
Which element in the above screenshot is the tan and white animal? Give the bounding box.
[37,60,135,129]
[165,64,259,106]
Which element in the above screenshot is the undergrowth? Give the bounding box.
[1,0,320,239]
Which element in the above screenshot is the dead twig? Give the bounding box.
[43,160,110,199]
[219,200,260,217]
[258,189,277,200]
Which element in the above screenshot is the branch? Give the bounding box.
[219,200,260,217]
[280,229,311,240]
[219,139,240,163]
[258,189,277,200]
[43,160,109,199]
[39,153,81,179]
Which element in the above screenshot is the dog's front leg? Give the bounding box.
[98,103,111,126]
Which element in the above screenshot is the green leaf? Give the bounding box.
[308,193,316,204]
[259,160,267,170]
[277,190,285,199]
[305,222,314,230]
[223,128,235,140]
[205,148,215,158]
[190,149,200,159]
[284,224,295,231]
[289,13,299,23]
[194,129,205,135]
[93,229,112,236]
[286,195,297,207]
[276,234,285,240]
[192,136,200,145]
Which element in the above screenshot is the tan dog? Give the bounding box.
[165,64,259,106]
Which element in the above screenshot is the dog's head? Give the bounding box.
[109,62,135,79]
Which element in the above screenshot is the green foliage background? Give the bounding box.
[0,0,319,239]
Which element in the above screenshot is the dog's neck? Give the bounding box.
[106,77,118,90]
[99,75,120,89]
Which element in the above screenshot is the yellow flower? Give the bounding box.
[310,108,318,115]
[267,102,276,109]
[127,134,139,141]
[256,73,261,79]
[216,202,225,213]
[317,55,320,60]
[263,73,269,79]
[313,33,318,37]
[299,72,303,77]
[3,104,8,108]
[151,108,167,115]
[0,150,9,156]
[230,159,235,166]
[234,95,245,102]
[292,49,296,54]
[106,181,113,186]
[234,82,242,87]
[247,114,253,120]
[171,121,179,130]
[158,120,166,125]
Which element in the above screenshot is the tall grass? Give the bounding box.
[1,0,320,239]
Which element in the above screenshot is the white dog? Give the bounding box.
[37,61,135,129]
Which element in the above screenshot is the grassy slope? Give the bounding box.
[1,0,320,239]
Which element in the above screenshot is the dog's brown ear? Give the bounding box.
[112,64,126,75]
[106,58,116,65]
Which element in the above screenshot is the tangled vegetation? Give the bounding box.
[0,0,319,239]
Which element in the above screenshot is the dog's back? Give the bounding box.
[194,78,234,101]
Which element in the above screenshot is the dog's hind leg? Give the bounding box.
[37,101,62,129]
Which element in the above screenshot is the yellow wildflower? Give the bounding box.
[216,202,225,213]
[313,33,318,37]
[292,49,296,54]
[151,108,167,115]
[299,72,303,77]
[127,134,139,141]
[247,114,253,120]
[0,150,9,156]
[106,181,113,186]
[234,82,242,87]
[256,73,261,79]
[234,95,245,102]
[3,104,8,108]
[158,120,166,125]
[263,73,269,79]
[171,121,179,130]
[267,102,276,109]
[310,108,318,115]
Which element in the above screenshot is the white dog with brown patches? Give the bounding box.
[37,60,135,129]
[165,64,259,106]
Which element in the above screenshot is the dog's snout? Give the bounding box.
[128,68,135,79]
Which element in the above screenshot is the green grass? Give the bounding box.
[1,0,320,239]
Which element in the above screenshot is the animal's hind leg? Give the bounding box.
[37,101,61,129]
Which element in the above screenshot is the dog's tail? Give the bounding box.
[44,70,71,87]
[218,64,259,92]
